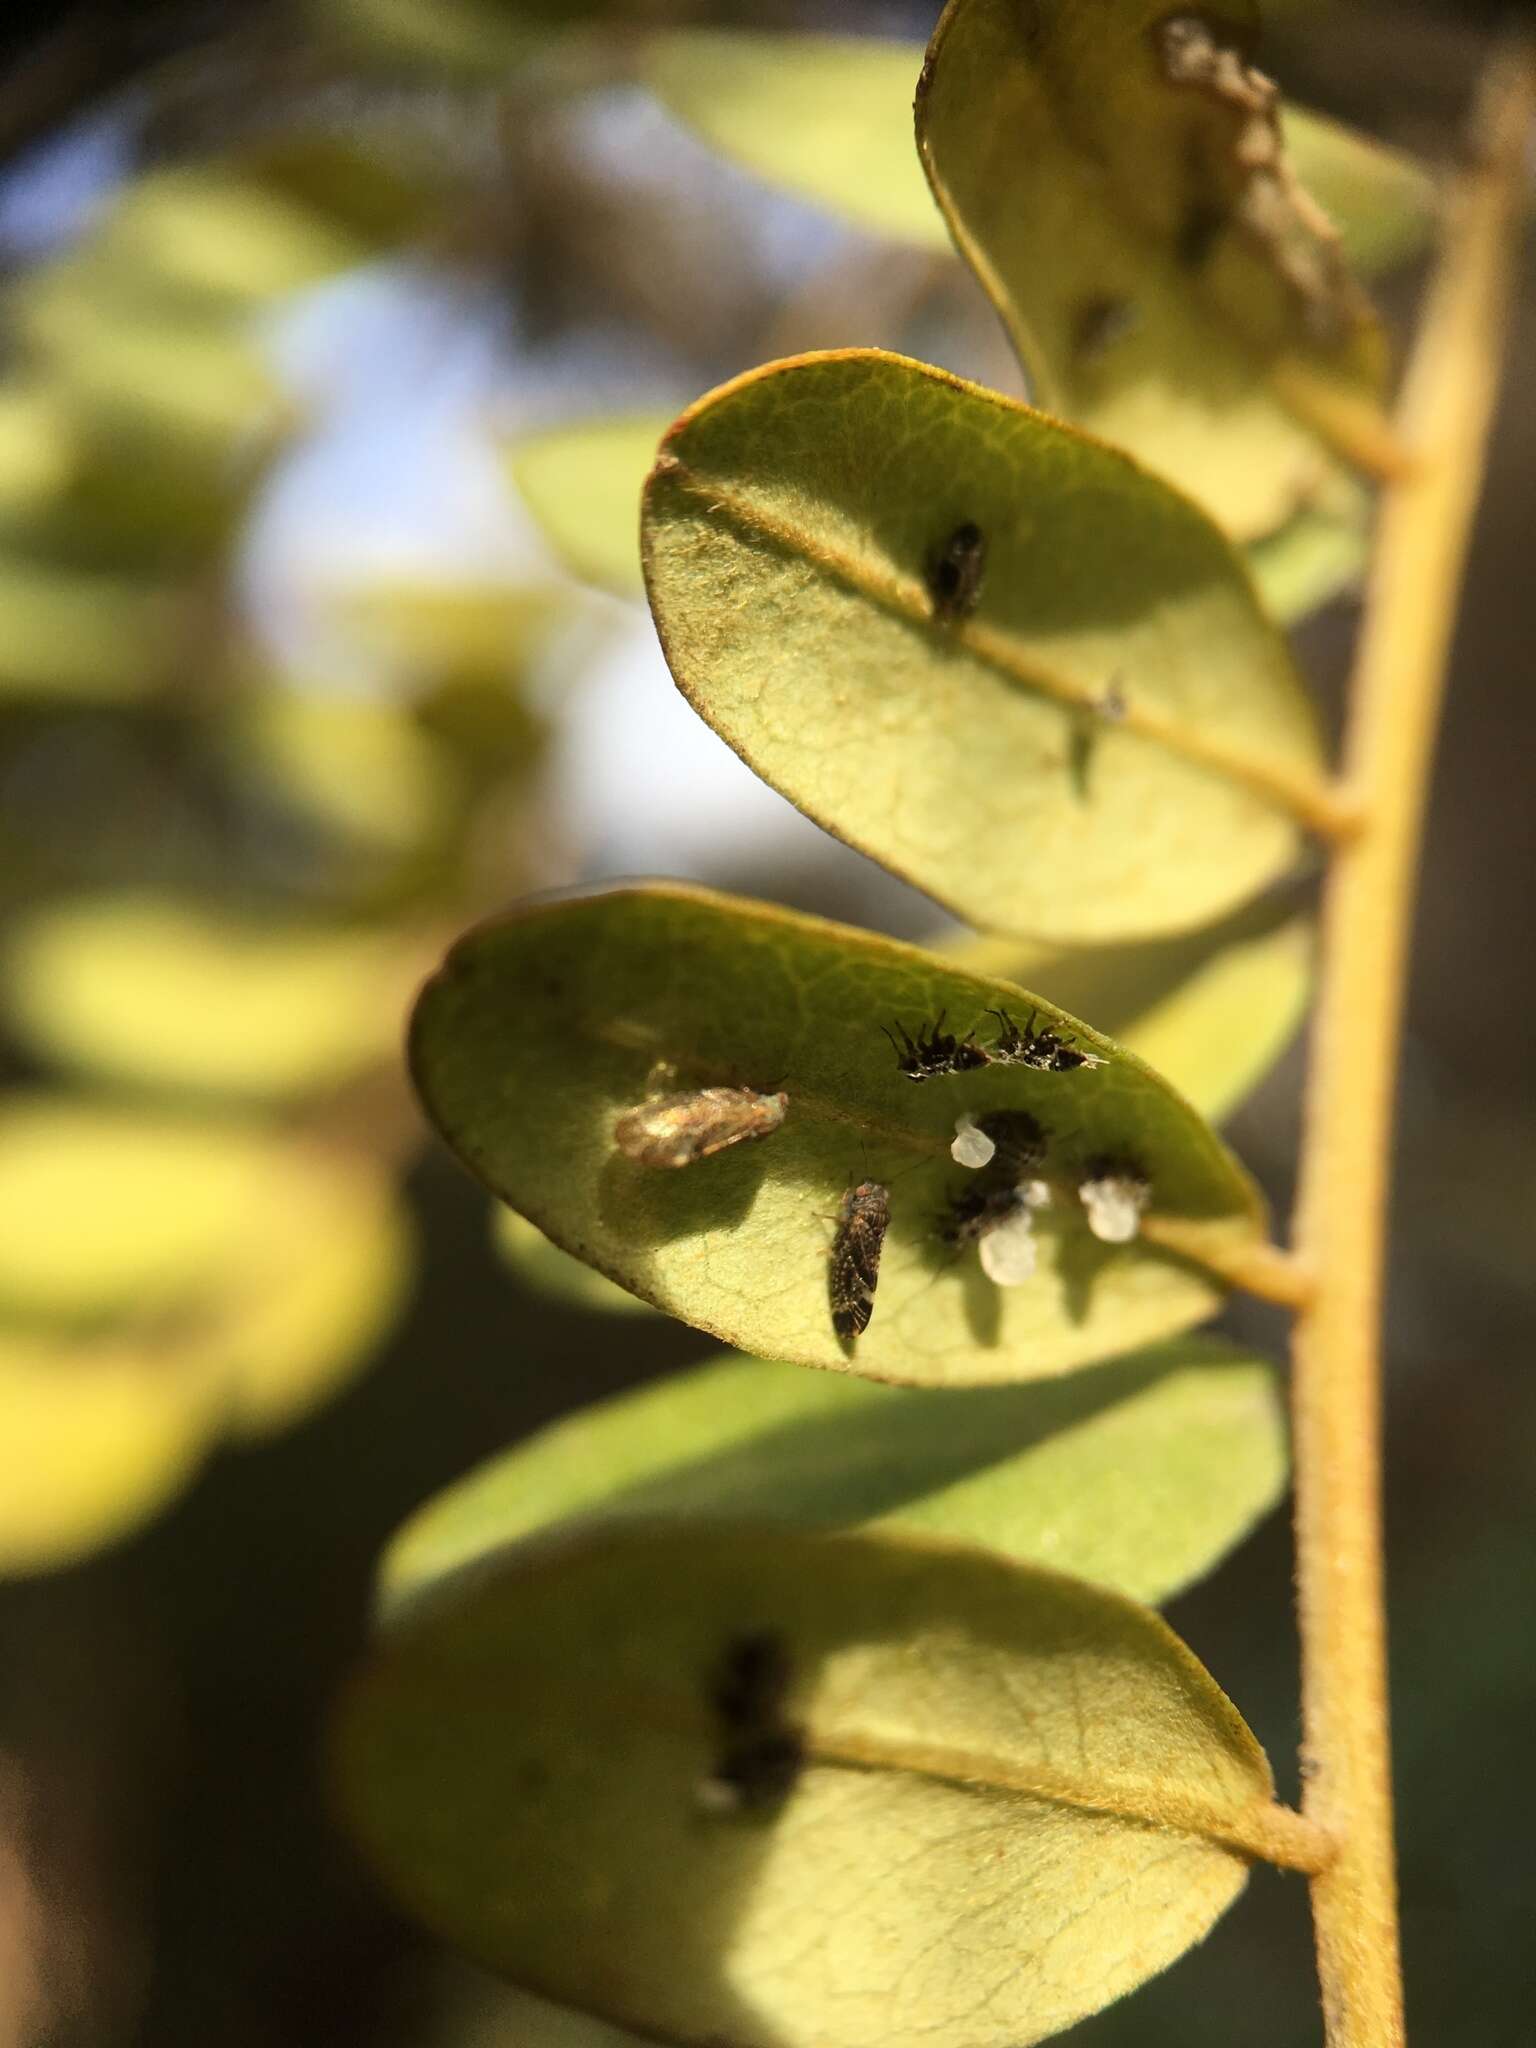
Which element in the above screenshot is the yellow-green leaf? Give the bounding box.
[947,898,1312,1124]
[338,1522,1297,2048]
[1286,103,1438,278]
[642,350,1328,943]
[492,1207,661,1318]
[381,1335,1286,1624]
[0,556,182,701]
[917,0,1398,537]
[511,400,1362,626]
[0,1330,220,1575]
[645,32,951,250]
[509,416,671,597]
[4,895,422,1104]
[0,1096,411,1431]
[645,29,1433,284]
[410,882,1269,1386]
[1245,474,1370,624]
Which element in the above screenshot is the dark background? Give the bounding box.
[0,4,1530,2045]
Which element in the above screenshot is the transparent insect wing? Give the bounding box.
[614,1087,787,1168]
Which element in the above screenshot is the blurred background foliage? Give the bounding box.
[0,2,1528,2045]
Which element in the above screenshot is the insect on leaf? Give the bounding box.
[409,882,1271,1386]
[337,1522,1298,2048]
[947,894,1313,1124]
[378,1336,1288,1625]
[917,0,1400,538]
[642,350,1329,943]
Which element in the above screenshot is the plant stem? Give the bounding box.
[1289,52,1533,2048]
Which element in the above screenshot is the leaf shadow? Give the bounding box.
[596,1142,771,1252]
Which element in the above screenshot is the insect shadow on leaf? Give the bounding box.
[697,1631,804,1817]
[926,520,987,626]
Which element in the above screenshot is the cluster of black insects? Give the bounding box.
[829,989,1115,1341]
[883,1006,1104,1080]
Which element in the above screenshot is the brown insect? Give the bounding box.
[926,520,987,625]
[829,1179,891,1341]
[613,1086,788,1169]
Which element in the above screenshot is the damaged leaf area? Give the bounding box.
[408,882,1272,1387]
[337,1522,1302,2048]
[642,351,1328,944]
[917,0,1397,538]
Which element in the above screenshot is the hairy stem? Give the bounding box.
[1290,52,1533,2048]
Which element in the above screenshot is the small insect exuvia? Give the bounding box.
[613,1086,788,1169]
[829,1179,892,1340]
[926,520,987,626]
[883,1012,990,1082]
[938,1176,1031,1250]
[987,1007,1105,1074]
[973,1108,1048,1176]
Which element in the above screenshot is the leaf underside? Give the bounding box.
[917,0,1395,538]
[642,350,1323,944]
[338,1522,1275,2048]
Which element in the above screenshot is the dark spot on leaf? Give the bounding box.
[701,1633,802,1816]
[926,521,987,626]
[1071,295,1139,365]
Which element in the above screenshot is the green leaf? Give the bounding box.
[947,898,1312,1124]
[642,350,1328,943]
[0,1095,412,1433]
[338,1522,1294,2048]
[492,1206,661,1318]
[916,0,1399,538]
[508,416,672,597]
[0,384,79,526]
[645,32,951,250]
[410,881,1270,1385]
[381,1335,1286,1625]
[4,895,422,1104]
[645,29,1433,284]
[1286,103,1438,278]
[510,400,1361,626]
[1244,475,1370,625]
[0,1330,221,1575]
[0,556,182,701]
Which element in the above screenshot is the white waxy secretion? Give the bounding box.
[978,1204,1039,1285]
[950,1111,996,1170]
[1080,1171,1151,1245]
